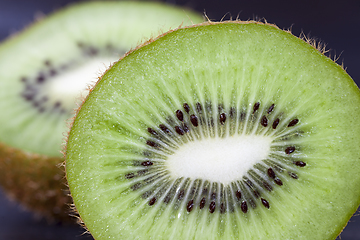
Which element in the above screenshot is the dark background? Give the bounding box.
[0,0,359,239]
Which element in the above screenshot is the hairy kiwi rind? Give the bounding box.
[0,1,203,222]
[0,142,71,221]
[65,19,360,239]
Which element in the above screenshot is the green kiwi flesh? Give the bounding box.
[66,21,360,239]
[0,1,203,221]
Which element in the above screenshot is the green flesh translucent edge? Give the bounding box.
[66,22,360,240]
[0,1,203,157]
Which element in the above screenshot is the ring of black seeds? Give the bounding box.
[20,43,124,114]
[123,101,306,215]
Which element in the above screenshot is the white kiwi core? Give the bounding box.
[43,57,116,111]
[166,135,273,184]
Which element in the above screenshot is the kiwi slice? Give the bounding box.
[65,21,360,239]
[0,1,203,221]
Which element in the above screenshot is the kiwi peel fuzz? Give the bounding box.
[66,20,360,239]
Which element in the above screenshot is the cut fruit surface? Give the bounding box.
[0,1,203,157]
[66,21,360,239]
[0,1,203,221]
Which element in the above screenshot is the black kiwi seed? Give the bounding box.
[240,112,246,121]
[190,115,199,127]
[272,118,280,129]
[219,113,226,125]
[289,172,299,179]
[274,178,283,186]
[285,146,296,154]
[147,128,157,135]
[176,110,184,121]
[77,42,84,48]
[125,173,135,179]
[253,102,260,113]
[32,101,40,107]
[137,169,148,175]
[159,124,171,134]
[149,197,156,206]
[86,46,99,56]
[245,179,254,188]
[261,115,268,127]
[36,73,46,83]
[146,140,157,148]
[186,200,194,212]
[22,93,34,101]
[141,161,153,166]
[241,201,248,213]
[295,161,306,167]
[44,59,51,66]
[236,190,242,200]
[211,192,217,200]
[178,190,185,200]
[49,68,57,76]
[142,191,151,199]
[209,118,215,128]
[288,119,299,127]
[218,104,224,112]
[263,181,273,191]
[253,190,261,198]
[196,102,202,113]
[220,203,226,214]
[267,104,275,114]
[261,198,270,209]
[54,101,61,108]
[183,103,190,113]
[267,168,276,179]
[131,183,142,191]
[209,201,216,213]
[273,165,284,173]
[90,47,99,56]
[175,126,185,135]
[182,123,190,133]
[199,197,206,209]
[163,195,171,204]
[190,187,196,196]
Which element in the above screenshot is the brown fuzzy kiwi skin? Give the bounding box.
[0,142,74,222]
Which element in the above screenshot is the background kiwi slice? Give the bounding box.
[66,21,360,239]
[0,1,203,221]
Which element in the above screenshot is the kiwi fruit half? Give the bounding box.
[0,1,203,221]
[65,21,360,239]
